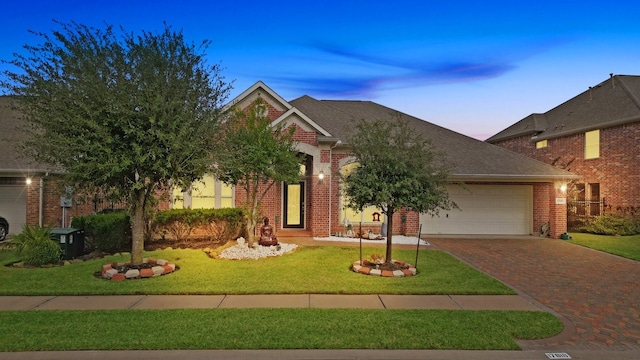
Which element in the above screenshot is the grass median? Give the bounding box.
[0,308,562,351]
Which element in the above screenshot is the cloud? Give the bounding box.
[262,43,518,98]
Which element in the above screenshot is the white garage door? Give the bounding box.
[0,183,27,236]
[420,185,532,235]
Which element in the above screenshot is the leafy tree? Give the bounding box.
[213,99,302,246]
[343,118,456,264]
[1,21,231,264]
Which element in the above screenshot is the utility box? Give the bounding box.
[50,228,84,260]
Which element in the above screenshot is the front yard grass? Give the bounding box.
[0,245,563,351]
[0,246,514,295]
[0,308,562,351]
[568,233,640,261]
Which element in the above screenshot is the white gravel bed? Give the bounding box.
[218,239,298,260]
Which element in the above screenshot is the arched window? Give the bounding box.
[340,163,384,224]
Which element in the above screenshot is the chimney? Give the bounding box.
[610,73,615,88]
[588,86,592,102]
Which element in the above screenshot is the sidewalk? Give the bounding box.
[0,293,543,311]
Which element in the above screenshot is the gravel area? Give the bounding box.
[218,238,298,260]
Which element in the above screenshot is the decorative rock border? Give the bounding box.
[101,258,177,281]
[351,260,417,277]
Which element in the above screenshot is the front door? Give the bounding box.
[283,181,304,228]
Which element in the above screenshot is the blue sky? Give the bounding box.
[1,0,638,139]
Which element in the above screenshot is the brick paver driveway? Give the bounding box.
[429,237,640,350]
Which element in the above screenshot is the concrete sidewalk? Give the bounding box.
[0,294,543,311]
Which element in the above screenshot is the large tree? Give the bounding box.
[0,21,231,264]
[213,99,302,246]
[343,118,456,264]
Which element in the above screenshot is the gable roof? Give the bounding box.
[486,74,640,143]
[0,96,60,174]
[290,95,576,181]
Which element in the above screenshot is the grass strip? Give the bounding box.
[568,233,640,261]
[0,246,513,295]
[0,309,562,351]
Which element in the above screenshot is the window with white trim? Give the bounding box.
[340,163,384,224]
[171,174,234,209]
[585,130,600,159]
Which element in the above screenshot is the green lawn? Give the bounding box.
[568,233,640,261]
[0,244,564,351]
[0,309,562,351]
[0,246,514,295]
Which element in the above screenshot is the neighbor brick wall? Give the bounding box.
[493,121,640,214]
[25,176,106,228]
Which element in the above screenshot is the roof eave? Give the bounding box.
[486,129,538,143]
[531,115,640,142]
[449,174,580,182]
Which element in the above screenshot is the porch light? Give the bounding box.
[318,170,325,182]
[26,177,32,185]
[560,184,567,193]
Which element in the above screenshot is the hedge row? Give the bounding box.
[72,208,246,253]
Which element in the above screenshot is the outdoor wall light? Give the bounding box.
[318,170,325,182]
[26,177,32,185]
[560,184,567,193]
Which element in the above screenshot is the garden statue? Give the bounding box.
[258,218,279,246]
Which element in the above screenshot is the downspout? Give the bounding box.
[327,140,340,236]
[38,177,44,226]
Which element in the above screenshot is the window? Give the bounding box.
[585,130,600,159]
[340,163,384,224]
[171,174,234,209]
[536,140,547,149]
[589,183,600,216]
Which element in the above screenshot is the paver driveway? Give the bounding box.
[428,236,640,351]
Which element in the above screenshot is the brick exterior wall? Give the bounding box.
[24,176,122,228]
[492,121,640,215]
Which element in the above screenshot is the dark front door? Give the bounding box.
[283,181,304,228]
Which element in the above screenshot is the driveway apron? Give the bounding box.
[428,237,640,350]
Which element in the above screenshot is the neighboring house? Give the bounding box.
[486,74,640,227]
[0,81,577,239]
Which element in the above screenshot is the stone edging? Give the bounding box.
[101,258,176,281]
[351,260,417,277]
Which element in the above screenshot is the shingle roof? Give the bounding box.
[486,74,640,143]
[289,95,576,180]
[0,96,59,174]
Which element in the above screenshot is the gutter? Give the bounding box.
[530,114,640,142]
[449,173,580,182]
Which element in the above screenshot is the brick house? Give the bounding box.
[1,81,577,239]
[213,82,576,239]
[486,74,640,227]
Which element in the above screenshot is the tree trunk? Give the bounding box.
[385,208,394,264]
[246,215,256,247]
[245,182,260,247]
[130,188,146,265]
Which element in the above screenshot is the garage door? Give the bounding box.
[0,183,27,236]
[420,185,532,235]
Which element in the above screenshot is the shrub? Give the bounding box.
[71,212,131,253]
[580,214,640,236]
[12,225,61,266]
[153,208,245,242]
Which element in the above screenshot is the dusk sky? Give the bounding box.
[1,0,638,140]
